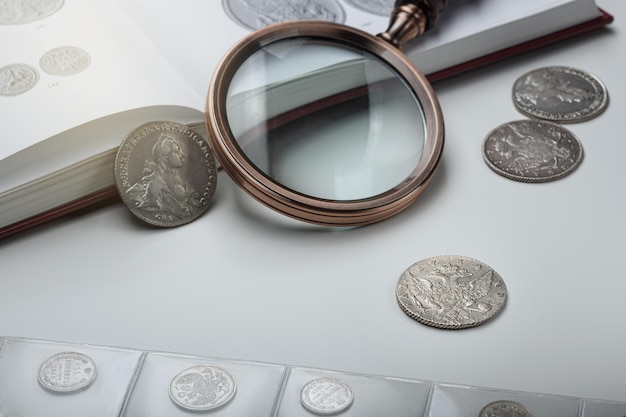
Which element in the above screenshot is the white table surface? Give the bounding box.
[1,0,624,405]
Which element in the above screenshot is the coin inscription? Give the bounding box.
[300,377,354,415]
[479,400,533,417]
[40,46,91,76]
[0,63,39,96]
[223,0,345,30]
[38,352,97,393]
[513,66,608,123]
[396,255,507,329]
[169,364,236,411]
[0,0,64,25]
[114,121,218,227]
[482,119,583,183]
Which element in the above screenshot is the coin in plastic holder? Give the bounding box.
[38,351,97,394]
[300,377,354,415]
[479,400,533,417]
[114,121,218,227]
[206,1,447,226]
[169,364,237,411]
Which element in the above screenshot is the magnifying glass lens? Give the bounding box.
[225,38,426,201]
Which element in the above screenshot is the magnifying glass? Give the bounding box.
[206,0,447,226]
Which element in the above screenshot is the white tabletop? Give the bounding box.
[1,0,624,404]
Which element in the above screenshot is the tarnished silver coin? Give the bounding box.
[169,364,236,411]
[222,0,345,31]
[513,66,608,123]
[300,377,354,415]
[0,0,64,25]
[479,400,533,417]
[114,121,218,227]
[38,352,97,393]
[482,119,583,183]
[396,255,507,330]
[342,0,393,16]
[0,63,39,96]
[40,46,91,76]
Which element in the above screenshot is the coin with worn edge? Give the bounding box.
[40,46,91,76]
[300,377,354,415]
[0,0,65,25]
[479,400,533,417]
[0,63,39,96]
[482,119,584,183]
[513,66,608,123]
[222,0,345,31]
[169,364,237,411]
[114,121,218,227]
[396,255,507,330]
[38,352,97,393]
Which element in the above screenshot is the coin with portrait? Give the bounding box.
[114,121,218,227]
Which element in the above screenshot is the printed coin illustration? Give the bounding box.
[223,0,345,31]
[40,46,91,76]
[114,121,218,227]
[396,255,507,330]
[38,352,97,393]
[479,400,533,417]
[513,66,608,123]
[0,0,64,25]
[342,0,393,16]
[169,364,237,411]
[300,377,354,415]
[482,119,583,183]
[0,63,39,96]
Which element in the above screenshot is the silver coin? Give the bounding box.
[222,0,345,31]
[342,0,393,16]
[0,63,39,96]
[482,119,583,183]
[38,352,97,393]
[396,255,507,330]
[114,121,218,227]
[40,46,91,76]
[169,364,237,411]
[0,0,64,25]
[300,377,354,415]
[513,66,609,123]
[479,400,533,417]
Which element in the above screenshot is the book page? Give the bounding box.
[0,0,204,165]
[114,0,601,93]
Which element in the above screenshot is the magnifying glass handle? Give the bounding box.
[379,0,449,49]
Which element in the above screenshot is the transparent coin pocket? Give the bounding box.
[122,352,286,416]
[275,367,430,417]
[1,336,625,417]
[0,337,142,417]
[426,384,580,417]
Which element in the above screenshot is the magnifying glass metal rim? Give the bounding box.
[206,19,444,226]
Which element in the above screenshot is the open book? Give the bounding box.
[0,0,612,238]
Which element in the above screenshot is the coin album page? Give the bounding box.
[0,337,624,417]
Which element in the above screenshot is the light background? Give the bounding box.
[0,0,624,404]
